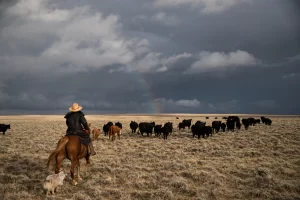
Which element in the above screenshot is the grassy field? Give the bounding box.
[0,114,299,200]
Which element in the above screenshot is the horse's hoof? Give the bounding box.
[78,177,82,181]
[72,180,78,186]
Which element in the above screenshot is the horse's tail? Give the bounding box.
[47,136,69,169]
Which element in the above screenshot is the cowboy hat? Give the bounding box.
[69,103,83,112]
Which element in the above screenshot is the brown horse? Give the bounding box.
[47,135,90,185]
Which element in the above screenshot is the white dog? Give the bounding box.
[43,171,66,195]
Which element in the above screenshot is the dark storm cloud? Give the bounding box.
[0,0,299,114]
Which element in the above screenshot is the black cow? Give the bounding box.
[103,122,113,136]
[0,124,10,135]
[178,122,185,130]
[154,125,162,136]
[261,116,267,124]
[255,119,261,124]
[191,124,212,139]
[212,121,221,133]
[227,116,240,123]
[220,123,226,132]
[191,124,205,139]
[164,122,173,134]
[205,126,213,137]
[138,122,155,136]
[226,119,235,132]
[115,122,122,129]
[264,118,272,125]
[130,121,138,133]
[206,117,209,119]
[161,125,171,140]
[242,118,250,130]
[236,121,241,130]
[248,118,255,126]
[181,119,192,129]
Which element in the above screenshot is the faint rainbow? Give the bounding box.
[137,72,161,114]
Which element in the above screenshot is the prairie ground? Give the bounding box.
[0,114,299,200]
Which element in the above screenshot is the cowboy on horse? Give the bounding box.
[64,103,96,156]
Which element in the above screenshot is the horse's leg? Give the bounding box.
[77,159,82,181]
[70,159,78,185]
[84,142,91,172]
[86,153,91,165]
[55,153,65,174]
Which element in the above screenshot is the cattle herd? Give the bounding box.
[95,116,273,141]
[188,116,272,139]
[0,116,273,141]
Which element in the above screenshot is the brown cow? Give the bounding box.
[92,128,101,141]
[108,125,121,141]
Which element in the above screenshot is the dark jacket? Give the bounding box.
[64,111,89,135]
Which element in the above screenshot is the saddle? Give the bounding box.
[66,132,90,146]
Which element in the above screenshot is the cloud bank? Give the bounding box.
[0,0,299,114]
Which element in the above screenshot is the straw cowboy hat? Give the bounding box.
[69,103,83,112]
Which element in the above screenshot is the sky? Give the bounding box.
[0,0,300,115]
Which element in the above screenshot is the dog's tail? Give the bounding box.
[46,136,69,169]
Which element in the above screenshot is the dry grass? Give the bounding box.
[0,114,300,200]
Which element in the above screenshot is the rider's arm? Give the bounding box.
[80,115,89,130]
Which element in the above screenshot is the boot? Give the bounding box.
[89,142,96,156]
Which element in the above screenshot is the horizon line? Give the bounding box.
[0,113,299,117]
